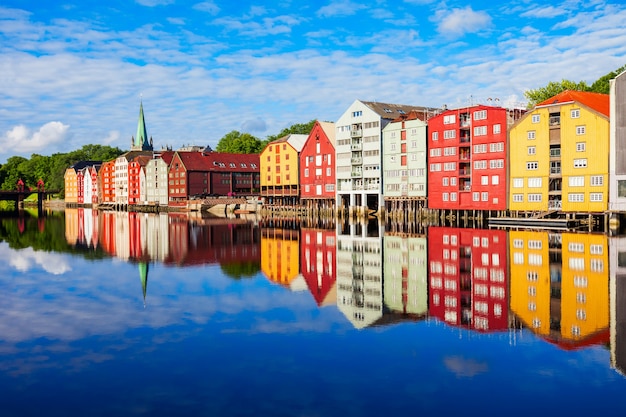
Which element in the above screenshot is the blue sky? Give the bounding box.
[1,0,625,162]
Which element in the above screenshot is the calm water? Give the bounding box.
[1,209,626,416]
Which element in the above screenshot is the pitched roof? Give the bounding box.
[361,100,438,120]
[270,133,308,152]
[537,90,609,117]
[69,160,102,171]
[390,109,428,123]
[154,150,175,165]
[318,121,336,146]
[175,151,260,172]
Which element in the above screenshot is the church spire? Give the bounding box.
[132,101,153,151]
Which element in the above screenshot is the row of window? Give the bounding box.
[532,109,581,123]
[512,192,604,202]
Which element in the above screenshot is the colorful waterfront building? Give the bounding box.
[335,100,436,215]
[260,228,300,287]
[99,160,116,203]
[610,71,626,215]
[145,151,174,206]
[128,155,151,205]
[168,151,261,206]
[382,110,428,212]
[83,164,100,206]
[260,134,307,205]
[427,105,514,211]
[428,227,508,332]
[509,90,610,213]
[299,122,336,206]
[64,161,100,205]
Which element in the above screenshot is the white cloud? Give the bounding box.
[135,0,175,6]
[317,0,367,18]
[0,245,71,275]
[520,6,568,19]
[433,6,492,38]
[192,1,220,15]
[1,121,70,155]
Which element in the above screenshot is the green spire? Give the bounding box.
[139,262,149,308]
[135,101,148,149]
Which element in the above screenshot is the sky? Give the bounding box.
[0,0,625,163]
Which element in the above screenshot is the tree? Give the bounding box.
[215,131,264,154]
[264,120,316,145]
[589,64,626,94]
[524,79,590,108]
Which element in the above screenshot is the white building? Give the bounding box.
[335,100,435,215]
[610,71,626,212]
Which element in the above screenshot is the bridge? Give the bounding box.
[0,190,57,211]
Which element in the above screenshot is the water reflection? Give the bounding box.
[4,209,626,372]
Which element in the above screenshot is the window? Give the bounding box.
[513,194,523,202]
[443,114,456,124]
[481,192,488,201]
[528,146,536,155]
[432,131,439,141]
[574,159,587,168]
[528,131,536,139]
[493,124,501,134]
[571,109,580,118]
[568,193,584,202]
[473,192,479,201]
[531,114,540,123]
[527,161,538,170]
[513,178,523,188]
[569,176,584,187]
[576,142,586,152]
[481,176,489,185]
[590,193,603,202]
[430,148,441,157]
[352,110,362,117]
[443,177,449,186]
[528,193,542,202]
[590,175,603,186]
[474,126,487,136]
[473,110,487,120]
[576,125,586,135]
[492,175,499,185]
[528,177,542,188]
[444,130,456,139]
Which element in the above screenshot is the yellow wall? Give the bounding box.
[560,233,609,340]
[64,169,78,203]
[260,140,300,188]
[509,230,551,335]
[260,233,300,286]
[559,104,609,212]
[509,104,609,212]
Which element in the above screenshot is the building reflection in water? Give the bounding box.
[510,231,609,349]
[610,236,626,376]
[63,210,619,361]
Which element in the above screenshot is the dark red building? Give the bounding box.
[168,151,260,205]
[428,227,508,332]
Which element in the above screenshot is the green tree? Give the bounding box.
[589,64,626,94]
[215,131,264,154]
[264,120,316,145]
[524,79,590,108]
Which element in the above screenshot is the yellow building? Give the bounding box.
[259,134,307,204]
[509,90,610,213]
[260,228,300,287]
[64,167,79,204]
[509,230,552,336]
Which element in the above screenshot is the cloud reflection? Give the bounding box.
[0,243,71,274]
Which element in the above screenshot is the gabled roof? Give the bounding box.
[117,150,153,162]
[361,100,437,121]
[390,109,428,123]
[154,150,175,165]
[537,90,609,118]
[132,155,153,167]
[269,133,308,152]
[69,160,101,171]
[318,121,336,146]
[174,151,260,172]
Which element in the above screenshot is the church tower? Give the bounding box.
[131,101,154,151]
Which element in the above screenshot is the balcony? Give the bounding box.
[548,200,562,210]
[351,170,363,178]
[351,157,362,164]
[351,129,363,138]
[460,135,471,143]
[351,142,362,151]
[550,148,561,158]
[549,116,561,127]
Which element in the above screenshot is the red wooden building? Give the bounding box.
[128,155,152,205]
[427,105,511,211]
[428,227,508,333]
[299,121,336,205]
[99,160,116,203]
[168,151,260,205]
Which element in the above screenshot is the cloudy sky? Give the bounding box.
[1,0,625,163]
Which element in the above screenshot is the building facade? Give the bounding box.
[145,151,174,206]
[509,90,610,213]
[335,100,436,215]
[610,71,626,212]
[299,121,336,204]
[382,110,428,209]
[427,105,509,211]
[260,134,307,204]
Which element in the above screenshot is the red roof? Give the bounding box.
[537,90,609,117]
[175,151,260,172]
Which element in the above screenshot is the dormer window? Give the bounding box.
[230,163,236,167]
